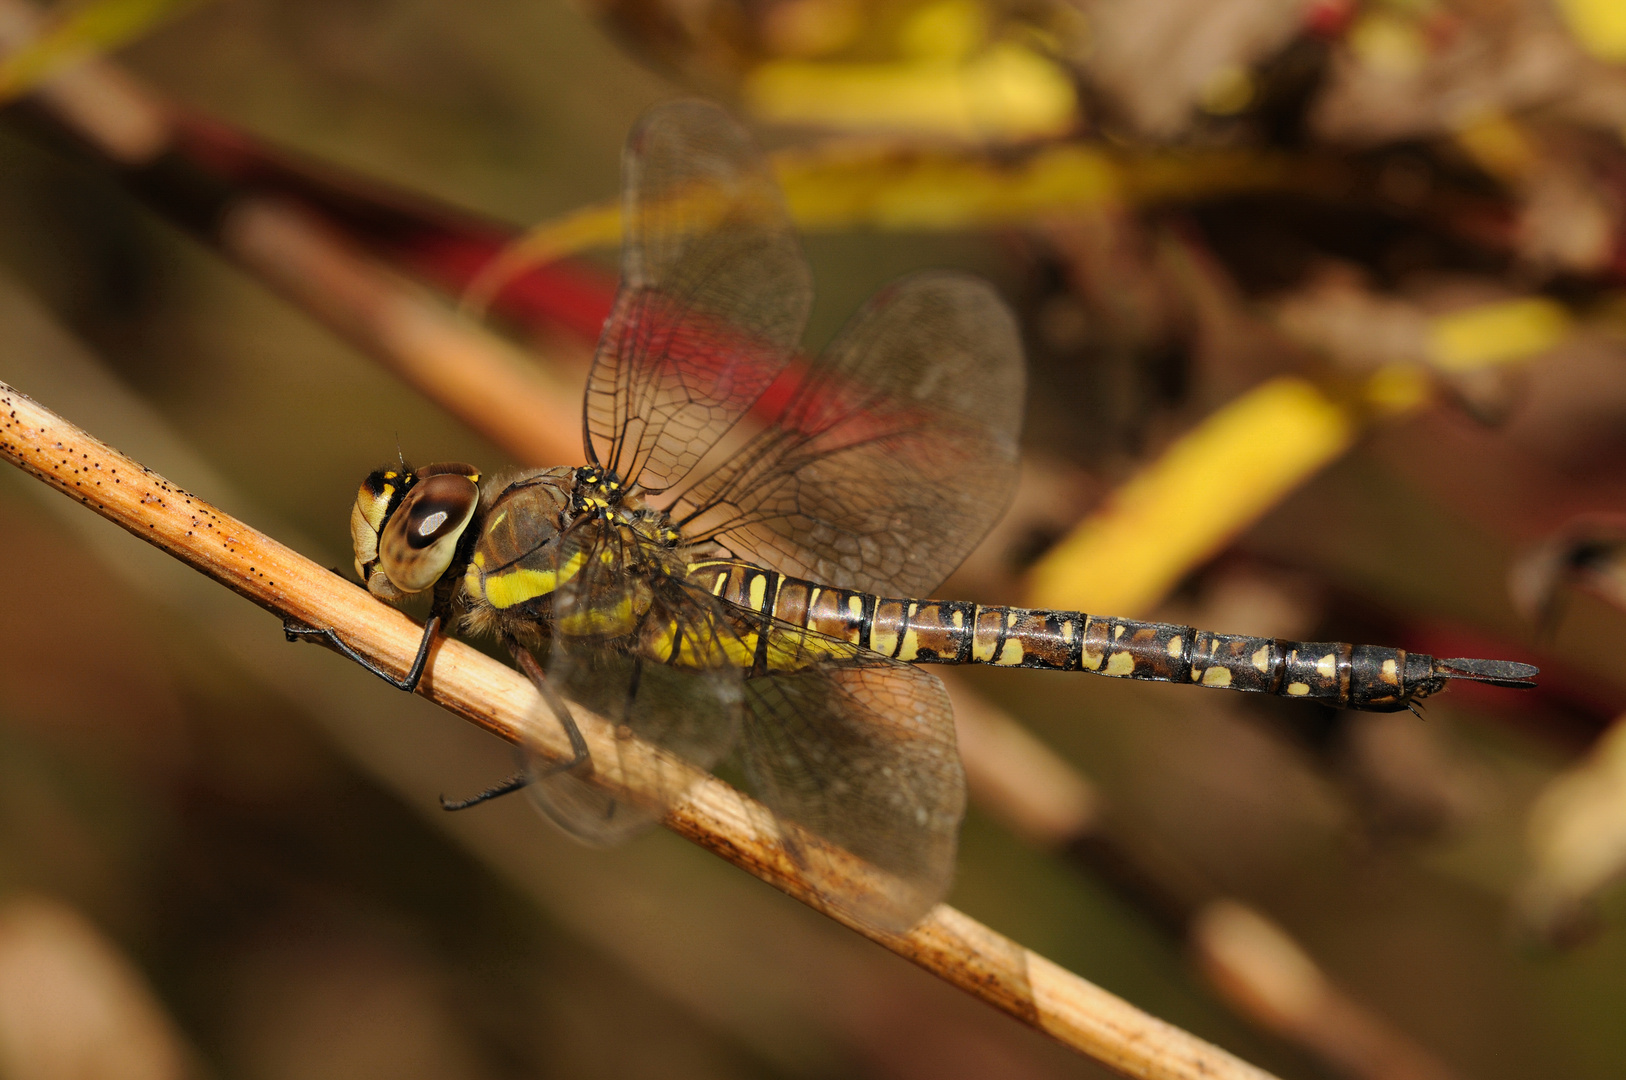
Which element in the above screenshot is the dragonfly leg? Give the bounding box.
[284,614,440,693]
[440,771,532,810]
[508,640,592,776]
[439,642,594,812]
[438,749,596,811]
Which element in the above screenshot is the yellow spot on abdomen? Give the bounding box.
[1080,647,1104,671]
[1251,645,1270,672]
[1202,666,1232,687]
[1167,636,1183,657]
[1287,681,1311,696]
[747,574,768,611]
[1316,652,1337,679]
[899,628,922,661]
[1381,658,1399,684]
[996,637,1023,666]
[1106,652,1135,676]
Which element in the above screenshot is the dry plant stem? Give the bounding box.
[0,379,1280,1080]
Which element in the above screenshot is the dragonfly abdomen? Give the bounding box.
[690,559,1442,710]
[917,604,1433,710]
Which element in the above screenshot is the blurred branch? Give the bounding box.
[0,0,201,105]
[1510,516,1626,631]
[1519,709,1626,943]
[0,378,1281,1080]
[950,679,1461,1080]
[0,896,202,1080]
[464,140,1349,311]
[0,0,581,466]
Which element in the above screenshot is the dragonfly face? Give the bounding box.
[351,461,483,602]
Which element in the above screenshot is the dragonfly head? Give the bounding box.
[351,461,482,601]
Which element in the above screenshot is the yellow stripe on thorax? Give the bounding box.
[476,549,588,610]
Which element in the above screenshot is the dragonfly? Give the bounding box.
[296,100,1538,931]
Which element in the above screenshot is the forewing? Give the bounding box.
[589,100,813,491]
[677,273,1024,597]
[525,521,744,845]
[738,647,965,932]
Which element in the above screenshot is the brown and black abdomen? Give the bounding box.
[685,559,1439,710]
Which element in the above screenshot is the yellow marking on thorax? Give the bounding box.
[1201,666,1232,687]
[484,567,560,609]
[1315,652,1337,679]
[556,595,641,637]
[1251,644,1270,672]
[480,549,587,610]
[1106,651,1136,676]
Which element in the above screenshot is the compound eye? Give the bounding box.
[379,473,480,593]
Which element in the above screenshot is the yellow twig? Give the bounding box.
[0,379,1281,1080]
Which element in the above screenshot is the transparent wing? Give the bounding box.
[525,523,965,931]
[589,100,813,492]
[675,272,1025,597]
[735,638,966,932]
[525,521,744,844]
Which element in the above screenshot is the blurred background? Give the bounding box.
[2,0,1626,1077]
